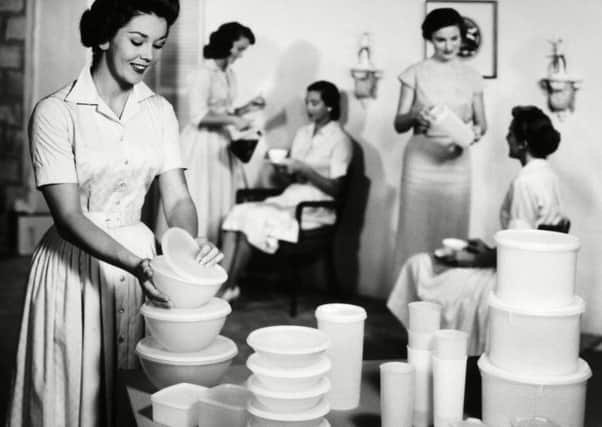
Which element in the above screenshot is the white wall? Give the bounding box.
[204,0,602,333]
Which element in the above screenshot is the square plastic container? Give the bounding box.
[494,230,580,310]
[151,383,207,427]
[487,293,584,376]
[198,384,251,427]
[478,355,591,427]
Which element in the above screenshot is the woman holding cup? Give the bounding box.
[392,8,487,270]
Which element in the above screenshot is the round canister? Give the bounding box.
[487,293,584,376]
[478,355,591,427]
[494,229,580,310]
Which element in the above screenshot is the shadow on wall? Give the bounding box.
[334,91,371,296]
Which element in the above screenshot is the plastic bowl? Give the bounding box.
[442,238,468,251]
[141,298,231,352]
[247,375,330,413]
[150,255,226,309]
[247,397,330,427]
[247,326,330,368]
[247,353,331,392]
[151,383,207,427]
[136,336,237,389]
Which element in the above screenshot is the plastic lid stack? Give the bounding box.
[478,230,591,427]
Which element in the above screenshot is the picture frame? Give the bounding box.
[425,0,498,79]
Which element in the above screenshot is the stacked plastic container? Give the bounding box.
[245,325,332,427]
[136,228,238,390]
[478,229,592,427]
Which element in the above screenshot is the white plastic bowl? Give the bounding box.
[267,148,288,163]
[151,255,227,309]
[442,237,468,251]
[247,375,330,413]
[487,293,584,376]
[140,298,231,352]
[478,354,591,427]
[136,336,237,389]
[247,397,330,427]
[495,230,580,310]
[247,326,330,368]
[247,353,331,392]
[151,383,207,427]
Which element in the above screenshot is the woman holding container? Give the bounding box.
[392,7,487,271]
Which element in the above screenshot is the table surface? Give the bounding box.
[122,360,384,427]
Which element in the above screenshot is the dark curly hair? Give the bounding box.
[80,0,179,64]
[511,105,561,158]
[307,80,341,121]
[421,7,466,40]
[203,22,255,59]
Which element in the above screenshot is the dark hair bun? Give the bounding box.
[203,21,255,59]
[511,105,561,158]
[421,7,465,40]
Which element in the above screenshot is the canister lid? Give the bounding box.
[136,335,237,365]
[140,298,231,321]
[494,229,580,252]
[488,292,585,317]
[478,354,592,385]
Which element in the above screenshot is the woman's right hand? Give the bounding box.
[134,258,171,309]
[413,107,432,133]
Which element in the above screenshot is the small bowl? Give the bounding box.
[247,353,331,392]
[151,255,226,309]
[136,336,237,389]
[247,375,329,413]
[442,237,468,251]
[247,326,330,368]
[141,298,231,352]
[247,398,330,427]
[267,148,288,163]
[151,383,207,427]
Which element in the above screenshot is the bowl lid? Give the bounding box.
[247,374,330,398]
[247,397,330,421]
[160,227,228,283]
[140,298,231,321]
[136,335,237,365]
[246,353,331,378]
[247,325,330,356]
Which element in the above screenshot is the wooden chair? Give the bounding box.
[235,185,345,317]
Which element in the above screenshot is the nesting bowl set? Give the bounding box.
[245,325,333,427]
[135,228,237,389]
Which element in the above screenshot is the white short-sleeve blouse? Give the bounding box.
[29,66,183,223]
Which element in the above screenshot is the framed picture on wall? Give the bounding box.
[425,0,498,78]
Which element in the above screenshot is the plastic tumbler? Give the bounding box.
[407,346,433,427]
[380,362,415,427]
[315,303,367,410]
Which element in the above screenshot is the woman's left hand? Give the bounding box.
[471,125,483,144]
[285,159,310,177]
[194,238,224,266]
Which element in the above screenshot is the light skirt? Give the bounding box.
[387,253,496,355]
[7,217,155,427]
[393,134,471,274]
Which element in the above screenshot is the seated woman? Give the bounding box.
[387,105,564,355]
[219,80,352,300]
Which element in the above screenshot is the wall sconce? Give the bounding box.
[539,39,582,117]
[350,33,383,99]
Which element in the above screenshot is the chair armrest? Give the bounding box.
[295,200,337,223]
[236,188,282,203]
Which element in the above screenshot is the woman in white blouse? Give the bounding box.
[219,80,352,300]
[387,106,564,355]
[7,1,222,426]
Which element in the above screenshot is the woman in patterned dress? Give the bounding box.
[392,8,487,274]
[173,22,265,244]
[7,1,222,425]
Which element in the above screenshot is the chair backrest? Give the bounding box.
[537,217,571,233]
